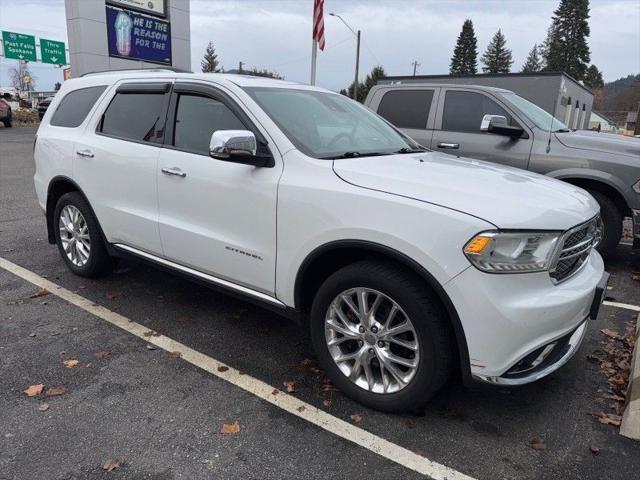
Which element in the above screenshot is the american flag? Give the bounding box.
[312,0,326,51]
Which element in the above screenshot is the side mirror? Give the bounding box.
[209,130,274,167]
[480,114,524,138]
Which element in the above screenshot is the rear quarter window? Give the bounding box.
[377,89,434,129]
[50,86,107,128]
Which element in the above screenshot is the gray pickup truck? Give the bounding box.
[365,83,640,258]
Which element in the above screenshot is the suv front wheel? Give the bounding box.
[310,260,454,412]
[54,192,115,277]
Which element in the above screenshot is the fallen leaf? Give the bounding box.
[350,413,363,423]
[530,437,546,450]
[600,329,622,340]
[28,288,49,298]
[145,344,157,351]
[271,389,279,395]
[590,445,600,455]
[46,386,66,397]
[283,380,296,393]
[592,412,622,426]
[105,291,123,300]
[24,384,44,397]
[217,365,229,372]
[168,351,182,359]
[220,421,240,435]
[1,247,15,252]
[323,399,332,407]
[143,330,160,337]
[38,403,49,412]
[63,359,79,368]
[93,351,110,359]
[103,458,121,472]
[28,333,36,338]
[297,405,306,412]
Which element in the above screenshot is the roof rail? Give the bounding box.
[80,67,192,77]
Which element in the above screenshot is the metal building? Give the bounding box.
[378,72,593,130]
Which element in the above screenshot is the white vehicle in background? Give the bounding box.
[33,70,607,411]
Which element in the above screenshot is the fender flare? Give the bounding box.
[45,176,111,253]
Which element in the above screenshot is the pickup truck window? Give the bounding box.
[173,94,245,156]
[100,92,166,143]
[243,87,415,159]
[500,92,569,132]
[442,91,513,133]
[50,86,106,128]
[377,90,434,129]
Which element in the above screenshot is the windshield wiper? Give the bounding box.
[394,147,428,154]
[321,151,391,160]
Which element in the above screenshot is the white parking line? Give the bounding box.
[0,257,474,480]
[603,301,640,312]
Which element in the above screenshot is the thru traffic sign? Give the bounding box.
[41,39,67,65]
[1,31,37,61]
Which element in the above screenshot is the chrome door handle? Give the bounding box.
[161,167,187,178]
[437,143,459,149]
[76,149,94,158]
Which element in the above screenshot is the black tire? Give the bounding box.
[53,192,115,277]
[588,190,622,260]
[2,119,10,128]
[310,260,454,412]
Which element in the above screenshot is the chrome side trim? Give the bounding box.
[113,244,286,308]
[472,320,588,386]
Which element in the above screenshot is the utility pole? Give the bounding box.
[353,30,361,101]
[238,61,243,74]
[411,60,420,76]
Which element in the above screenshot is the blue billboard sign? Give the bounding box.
[105,5,171,65]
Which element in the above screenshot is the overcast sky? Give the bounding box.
[0,0,638,91]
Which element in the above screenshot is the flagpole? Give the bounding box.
[310,39,317,85]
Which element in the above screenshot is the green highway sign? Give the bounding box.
[40,38,67,65]
[1,31,37,61]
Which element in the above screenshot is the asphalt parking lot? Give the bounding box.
[1,126,639,480]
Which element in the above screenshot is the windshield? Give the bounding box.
[242,87,420,159]
[501,92,570,132]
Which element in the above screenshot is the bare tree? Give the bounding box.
[9,61,36,92]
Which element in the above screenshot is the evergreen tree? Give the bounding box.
[481,29,513,73]
[245,67,284,79]
[583,64,604,89]
[521,44,543,72]
[450,19,478,75]
[544,0,591,80]
[346,80,366,103]
[360,66,386,101]
[201,41,222,73]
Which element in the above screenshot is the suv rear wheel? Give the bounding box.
[310,260,454,412]
[54,192,115,277]
[588,190,622,259]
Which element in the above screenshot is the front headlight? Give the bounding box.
[463,231,561,273]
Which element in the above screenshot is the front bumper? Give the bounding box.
[633,209,640,249]
[445,249,605,382]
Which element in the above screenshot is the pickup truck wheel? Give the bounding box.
[310,261,454,412]
[2,119,11,128]
[587,190,622,259]
[54,192,115,277]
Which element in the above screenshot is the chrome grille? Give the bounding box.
[550,215,601,283]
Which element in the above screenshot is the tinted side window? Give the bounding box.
[100,92,166,143]
[50,86,106,128]
[442,91,512,133]
[377,90,433,129]
[173,94,245,155]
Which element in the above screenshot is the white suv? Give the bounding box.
[34,70,608,411]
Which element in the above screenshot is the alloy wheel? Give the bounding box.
[58,205,91,267]
[324,287,420,394]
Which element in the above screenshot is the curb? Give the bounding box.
[620,312,640,441]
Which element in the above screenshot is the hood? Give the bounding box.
[333,152,599,230]
[555,130,640,159]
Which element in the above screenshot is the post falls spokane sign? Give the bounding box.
[105,0,171,65]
